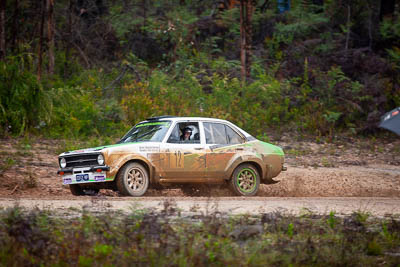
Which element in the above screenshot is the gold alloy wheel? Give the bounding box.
[127,167,145,191]
[237,168,256,192]
[117,162,149,196]
[230,164,260,196]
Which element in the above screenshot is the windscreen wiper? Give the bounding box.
[134,128,160,141]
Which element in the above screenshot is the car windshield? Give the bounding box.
[118,121,171,143]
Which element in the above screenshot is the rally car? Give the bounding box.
[58,116,286,196]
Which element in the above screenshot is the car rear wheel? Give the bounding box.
[116,162,149,196]
[69,185,99,196]
[230,164,260,196]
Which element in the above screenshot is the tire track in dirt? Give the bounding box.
[1,138,399,198]
[1,197,400,217]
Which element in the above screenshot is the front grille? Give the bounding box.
[64,154,99,168]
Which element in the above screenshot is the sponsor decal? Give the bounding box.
[95,175,106,181]
[76,174,89,182]
[63,178,72,184]
[139,146,159,152]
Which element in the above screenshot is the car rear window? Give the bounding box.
[204,122,243,145]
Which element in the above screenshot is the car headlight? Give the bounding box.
[97,154,104,165]
[60,158,66,168]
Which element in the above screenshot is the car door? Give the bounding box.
[204,122,245,179]
[158,121,206,181]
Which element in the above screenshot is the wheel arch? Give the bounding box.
[236,161,263,179]
[115,159,153,184]
[226,160,264,181]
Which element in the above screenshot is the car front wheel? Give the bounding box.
[116,162,149,196]
[230,164,260,196]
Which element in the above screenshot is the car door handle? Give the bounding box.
[194,147,204,150]
[184,152,192,155]
[236,148,244,151]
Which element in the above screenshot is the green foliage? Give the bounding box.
[366,239,382,256]
[380,17,400,41]
[1,208,400,266]
[119,64,290,137]
[0,157,16,174]
[386,47,400,70]
[45,86,126,138]
[273,5,329,45]
[0,54,49,136]
[286,223,294,238]
[2,0,399,139]
[327,211,336,229]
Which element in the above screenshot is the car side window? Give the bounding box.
[204,122,227,144]
[167,122,200,144]
[204,122,244,145]
[226,125,243,144]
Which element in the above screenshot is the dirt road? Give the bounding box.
[1,197,400,217]
[0,136,399,216]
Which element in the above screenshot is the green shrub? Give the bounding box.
[0,54,49,136]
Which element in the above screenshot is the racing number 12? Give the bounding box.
[174,150,183,168]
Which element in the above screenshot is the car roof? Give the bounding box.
[146,116,230,124]
[143,116,253,138]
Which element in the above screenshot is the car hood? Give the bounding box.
[59,142,160,157]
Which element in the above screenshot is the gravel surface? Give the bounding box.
[1,197,400,217]
[0,136,399,216]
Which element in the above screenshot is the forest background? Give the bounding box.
[0,0,399,142]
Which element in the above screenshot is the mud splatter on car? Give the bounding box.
[58,116,285,196]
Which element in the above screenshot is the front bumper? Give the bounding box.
[57,165,110,175]
[58,166,112,185]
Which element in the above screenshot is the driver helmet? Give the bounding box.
[186,125,198,136]
[182,127,193,139]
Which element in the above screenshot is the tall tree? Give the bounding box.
[142,0,146,30]
[47,0,55,74]
[38,0,46,80]
[11,0,19,52]
[240,0,253,82]
[0,0,5,60]
[64,0,73,78]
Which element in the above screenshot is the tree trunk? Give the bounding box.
[38,0,46,80]
[11,0,19,53]
[142,0,146,30]
[240,0,253,83]
[344,4,350,52]
[47,0,55,75]
[64,0,73,78]
[0,0,6,60]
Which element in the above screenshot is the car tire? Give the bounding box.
[230,164,260,196]
[116,162,149,196]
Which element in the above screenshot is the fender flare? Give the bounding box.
[223,155,266,181]
[110,155,155,183]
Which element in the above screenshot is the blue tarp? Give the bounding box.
[379,107,400,136]
[277,0,290,13]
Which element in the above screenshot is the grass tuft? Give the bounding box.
[0,207,399,266]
